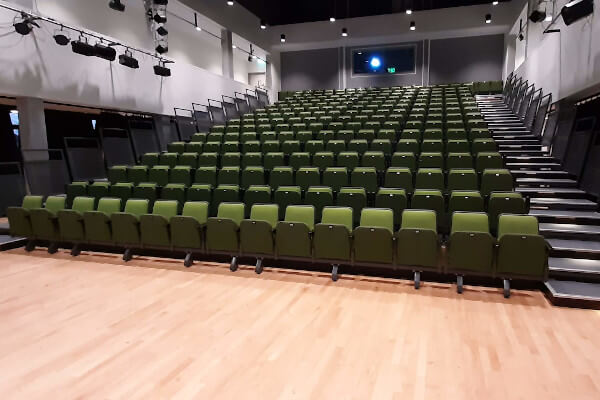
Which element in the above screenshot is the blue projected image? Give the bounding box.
[370,57,381,68]
[91,119,97,130]
[9,110,19,126]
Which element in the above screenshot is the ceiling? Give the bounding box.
[236,0,512,26]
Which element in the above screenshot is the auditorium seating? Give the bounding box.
[8,83,550,297]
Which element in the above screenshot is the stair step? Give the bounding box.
[544,279,600,309]
[500,150,547,156]
[531,197,597,210]
[549,257,600,276]
[516,178,578,188]
[541,223,600,238]
[495,139,541,145]
[511,170,571,179]
[530,209,600,224]
[493,134,536,140]
[547,238,600,261]
[505,156,557,163]
[507,162,562,170]
[498,144,543,150]
[517,187,589,199]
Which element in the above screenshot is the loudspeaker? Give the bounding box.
[561,0,593,26]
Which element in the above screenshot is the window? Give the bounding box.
[352,45,416,76]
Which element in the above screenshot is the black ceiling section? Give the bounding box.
[237,0,511,26]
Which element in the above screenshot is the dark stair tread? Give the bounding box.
[507,163,562,170]
[549,258,600,275]
[547,238,600,253]
[541,223,600,235]
[530,209,600,219]
[545,280,600,308]
[516,178,578,187]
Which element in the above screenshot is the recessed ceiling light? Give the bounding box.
[493,1,499,5]
[227,1,234,6]
[410,21,416,30]
[330,17,336,22]
[406,9,412,15]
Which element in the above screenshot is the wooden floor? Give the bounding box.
[1,250,599,399]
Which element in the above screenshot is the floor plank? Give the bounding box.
[0,248,599,399]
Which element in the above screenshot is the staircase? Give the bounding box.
[477,94,600,309]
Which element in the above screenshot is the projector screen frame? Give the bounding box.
[350,43,417,78]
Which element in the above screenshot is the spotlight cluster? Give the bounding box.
[148,0,169,55]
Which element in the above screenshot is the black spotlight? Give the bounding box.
[156,26,168,36]
[341,27,348,37]
[485,13,492,23]
[153,13,167,23]
[53,28,70,46]
[71,37,96,56]
[260,20,267,29]
[13,13,39,36]
[248,54,253,62]
[280,34,286,43]
[94,43,117,61]
[108,0,125,12]
[155,43,168,54]
[561,0,593,26]
[529,10,547,23]
[518,32,525,41]
[119,51,139,69]
[154,64,171,77]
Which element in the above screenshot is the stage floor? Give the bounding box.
[1,248,599,399]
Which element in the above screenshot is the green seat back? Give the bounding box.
[285,205,315,231]
[401,209,437,232]
[217,202,245,226]
[124,199,149,216]
[250,204,279,229]
[498,215,539,238]
[22,195,43,209]
[360,208,394,234]
[321,207,353,232]
[451,212,489,235]
[152,200,178,219]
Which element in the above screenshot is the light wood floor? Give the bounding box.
[1,249,599,399]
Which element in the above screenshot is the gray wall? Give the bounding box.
[280,34,504,90]
[281,48,341,91]
[429,34,504,85]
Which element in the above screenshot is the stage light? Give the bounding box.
[518,32,524,41]
[232,45,237,49]
[154,64,171,77]
[493,1,499,5]
[260,20,267,29]
[561,0,593,26]
[119,50,139,69]
[157,26,168,36]
[485,14,492,24]
[341,28,348,37]
[94,42,117,61]
[248,54,253,62]
[227,1,234,5]
[53,27,70,46]
[13,13,39,36]
[153,13,167,23]
[71,37,95,56]
[410,21,416,30]
[545,13,553,22]
[155,43,168,54]
[280,34,286,43]
[108,0,125,12]
[529,10,546,23]
[406,9,412,15]
[330,17,336,22]
[370,57,381,68]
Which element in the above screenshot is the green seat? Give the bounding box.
[476,152,503,172]
[422,128,443,141]
[141,153,159,167]
[296,131,313,144]
[446,140,470,154]
[170,201,208,258]
[348,139,368,155]
[195,166,217,187]
[83,197,121,244]
[395,210,439,272]
[244,185,272,218]
[276,205,315,259]
[421,139,444,153]
[140,200,179,248]
[449,191,484,214]
[353,208,394,265]
[198,152,219,167]
[447,168,478,191]
[57,196,96,245]
[469,128,491,140]
[159,152,178,168]
[161,183,186,210]
[221,152,241,167]
[337,187,367,225]
[261,140,280,153]
[88,183,111,207]
[191,133,207,143]
[472,138,497,154]
[488,192,527,232]
[218,166,240,186]
[361,151,386,171]
[447,212,494,277]
[337,129,354,143]
[128,166,149,186]
[278,131,294,144]
[481,169,513,196]
[391,152,417,171]
[314,207,353,264]
[187,184,212,205]
[496,215,548,280]
[207,133,223,143]
[326,139,346,154]
[149,166,170,187]
[288,152,310,171]
[167,142,185,154]
[375,188,407,227]
[108,167,128,185]
[337,151,360,170]
[111,199,149,250]
[240,204,279,259]
[396,139,420,154]
[204,141,221,153]
[296,167,321,191]
[312,152,335,170]
[264,152,285,170]
[6,195,43,238]
[185,142,203,154]
[242,166,265,189]
[282,140,302,156]
[411,190,445,229]
[269,166,294,189]
[377,129,396,142]
[109,182,134,205]
[241,132,257,143]
[170,166,192,186]
[260,131,277,143]
[384,167,414,192]
[351,167,378,194]
[447,152,474,169]
[243,140,261,153]
[418,152,444,169]
[206,202,245,255]
[415,168,444,191]
[178,153,199,169]
[401,129,422,141]
[356,129,375,142]
[212,184,240,216]
[304,186,333,221]
[446,129,468,141]
[133,183,158,204]
[274,186,302,219]
[323,167,348,192]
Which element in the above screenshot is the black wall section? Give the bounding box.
[0,106,19,162]
[45,109,97,150]
[429,34,504,84]
[281,48,340,91]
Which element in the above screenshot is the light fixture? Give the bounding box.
[154,64,171,77]
[357,51,362,55]
[280,34,286,43]
[493,1,499,5]
[248,54,253,62]
[561,0,593,26]
[108,0,125,12]
[53,26,70,46]
[260,20,267,29]
[157,26,168,36]
[529,10,546,23]
[545,12,553,22]
[341,27,348,37]
[370,57,381,68]
[406,9,412,15]
[153,13,167,23]
[94,42,117,61]
[71,35,95,56]
[232,44,237,49]
[227,1,234,6]
[485,14,492,24]
[518,32,524,41]
[119,49,139,69]
[13,13,39,36]
[155,43,168,54]
[410,21,416,30]
[194,12,201,31]
[330,17,336,22]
